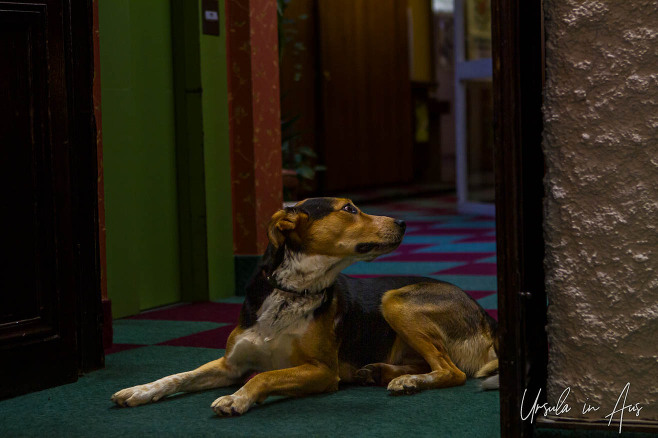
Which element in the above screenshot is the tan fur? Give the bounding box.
[211,299,341,415]
[111,327,246,407]
[381,287,468,392]
[111,197,497,416]
[290,198,402,259]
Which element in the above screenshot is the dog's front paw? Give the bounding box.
[387,374,422,396]
[111,384,162,407]
[211,393,253,416]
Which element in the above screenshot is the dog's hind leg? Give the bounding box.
[111,328,248,407]
[380,285,468,395]
[354,335,430,385]
[355,362,430,386]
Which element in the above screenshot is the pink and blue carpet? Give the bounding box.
[106,195,497,356]
[0,195,501,438]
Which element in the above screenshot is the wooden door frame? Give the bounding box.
[0,0,102,400]
[69,0,104,374]
[492,0,546,436]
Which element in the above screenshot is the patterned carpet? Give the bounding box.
[344,195,497,318]
[0,195,500,438]
[107,195,497,356]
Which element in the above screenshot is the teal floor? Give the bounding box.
[0,196,503,437]
[0,344,500,438]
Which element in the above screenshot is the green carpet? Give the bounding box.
[0,345,500,437]
[112,320,227,345]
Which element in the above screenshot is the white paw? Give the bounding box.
[211,393,253,416]
[387,374,422,395]
[111,384,163,407]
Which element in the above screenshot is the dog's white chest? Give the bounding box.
[226,291,322,371]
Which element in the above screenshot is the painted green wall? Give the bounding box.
[99,0,181,317]
[99,0,235,317]
[199,0,235,300]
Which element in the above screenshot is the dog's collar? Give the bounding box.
[265,273,328,297]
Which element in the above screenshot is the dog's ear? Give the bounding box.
[267,209,308,248]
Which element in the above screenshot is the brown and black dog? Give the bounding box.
[111,198,498,416]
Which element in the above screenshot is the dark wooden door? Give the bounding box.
[492,0,546,436]
[0,0,102,399]
[318,0,413,192]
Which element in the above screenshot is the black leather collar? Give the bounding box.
[265,273,328,297]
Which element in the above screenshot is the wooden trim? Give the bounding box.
[102,299,113,348]
[68,0,104,373]
[92,0,107,303]
[93,0,111,356]
[491,0,545,436]
[426,0,437,82]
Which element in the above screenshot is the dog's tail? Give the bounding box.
[475,358,499,390]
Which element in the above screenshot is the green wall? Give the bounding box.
[99,0,234,318]
[199,0,235,300]
[100,0,180,318]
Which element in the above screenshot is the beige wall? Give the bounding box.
[543,0,658,421]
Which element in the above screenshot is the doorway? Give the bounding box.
[0,0,102,399]
[453,0,495,216]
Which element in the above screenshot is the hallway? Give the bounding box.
[0,195,500,438]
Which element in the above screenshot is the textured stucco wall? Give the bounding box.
[543,0,658,421]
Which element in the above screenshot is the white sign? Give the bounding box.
[204,10,218,21]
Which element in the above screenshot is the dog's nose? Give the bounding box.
[394,219,406,231]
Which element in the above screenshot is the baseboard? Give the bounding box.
[234,255,261,296]
[102,298,113,348]
[537,415,658,435]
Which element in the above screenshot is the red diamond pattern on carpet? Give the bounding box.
[107,195,497,358]
[453,235,496,243]
[466,290,497,300]
[406,227,490,236]
[382,252,492,263]
[434,263,498,276]
[104,343,144,355]
[128,302,242,324]
[158,324,236,349]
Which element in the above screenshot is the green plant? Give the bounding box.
[277,0,325,198]
[277,0,308,73]
[282,113,325,171]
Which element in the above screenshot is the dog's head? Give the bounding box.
[267,198,406,261]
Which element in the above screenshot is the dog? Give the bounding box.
[111,198,499,416]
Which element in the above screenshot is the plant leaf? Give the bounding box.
[298,146,317,157]
[296,165,315,180]
[281,115,301,132]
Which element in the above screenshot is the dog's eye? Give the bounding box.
[342,204,357,214]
